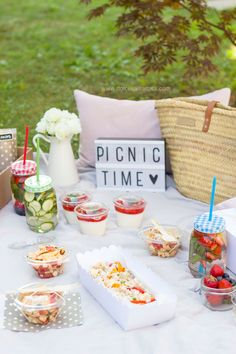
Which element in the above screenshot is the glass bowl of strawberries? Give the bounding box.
[200,264,236,311]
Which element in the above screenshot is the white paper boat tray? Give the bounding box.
[76,245,177,330]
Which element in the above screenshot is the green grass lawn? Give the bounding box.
[1,0,236,156]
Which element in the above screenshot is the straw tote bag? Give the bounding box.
[155,98,236,203]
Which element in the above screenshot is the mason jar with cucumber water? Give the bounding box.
[24,175,58,233]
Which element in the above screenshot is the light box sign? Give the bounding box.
[95,138,166,191]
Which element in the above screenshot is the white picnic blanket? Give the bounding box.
[0,164,235,354]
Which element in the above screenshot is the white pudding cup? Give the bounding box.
[113,194,146,229]
[75,201,109,236]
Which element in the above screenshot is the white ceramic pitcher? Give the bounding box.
[33,134,79,187]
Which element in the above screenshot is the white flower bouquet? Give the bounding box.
[36,108,81,140]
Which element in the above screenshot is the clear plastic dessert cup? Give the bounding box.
[14,284,65,325]
[75,201,109,236]
[200,277,236,311]
[139,224,181,257]
[27,245,69,279]
[113,194,146,229]
[61,191,91,224]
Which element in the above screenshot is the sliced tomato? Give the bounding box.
[132,287,145,294]
[130,298,155,305]
[152,243,163,250]
[130,300,147,304]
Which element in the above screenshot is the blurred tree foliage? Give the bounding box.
[81,0,236,77]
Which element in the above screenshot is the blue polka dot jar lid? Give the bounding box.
[194,213,225,234]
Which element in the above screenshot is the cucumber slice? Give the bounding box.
[27,206,36,217]
[29,200,41,213]
[24,192,34,203]
[37,192,45,202]
[46,192,54,199]
[40,222,54,232]
[42,213,53,221]
[27,217,38,227]
[38,210,46,216]
[42,199,53,212]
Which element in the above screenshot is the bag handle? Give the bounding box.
[202,100,219,133]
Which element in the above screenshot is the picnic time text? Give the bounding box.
[96,145,161,164]
[95,139,166,191]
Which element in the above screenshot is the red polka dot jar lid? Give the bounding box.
[11,160,37,176]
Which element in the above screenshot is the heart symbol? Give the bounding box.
[149,174,158,185]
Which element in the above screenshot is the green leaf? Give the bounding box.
[190,254,202,264]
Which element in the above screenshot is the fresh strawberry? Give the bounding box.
[205,252,218,261]
[15,200,24,209]
[14,200,25,215]
[210,264,224,278]
[218,279,232,289]
[206,294,222,306]
[203,275,218,288]
[215,236,224,247]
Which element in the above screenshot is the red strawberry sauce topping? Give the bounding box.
[114,196,146,215]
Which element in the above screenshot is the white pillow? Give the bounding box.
[74,88,231,170]
[190,87,231,105]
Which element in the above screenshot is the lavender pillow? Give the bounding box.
[74,88,231,169]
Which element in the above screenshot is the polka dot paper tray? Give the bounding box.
[3,290,83,332]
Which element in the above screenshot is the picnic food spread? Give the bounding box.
[15,289,64,325]
[90,261,156,304]
[27,245,67,278]
[61,191,91,224]
[5,140,236,334]
[75,201,109,236]
[113,195,146,229]
[140,221,180,257]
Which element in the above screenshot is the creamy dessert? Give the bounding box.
[61,191,91,224]
[90,261,156,304]
[140,221,180,257]
[75,201,109,236]
[15,289,64,325]
[27,245,68,278]
[113,195,146,229]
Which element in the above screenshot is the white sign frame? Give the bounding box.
[95,138,166,192]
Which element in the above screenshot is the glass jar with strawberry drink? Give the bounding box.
[61,191,91,224]
[24,175,58,233]
[188,213,226,278]
[75,201,109,236]
[113,195,146,229]
[11,160,36,215]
